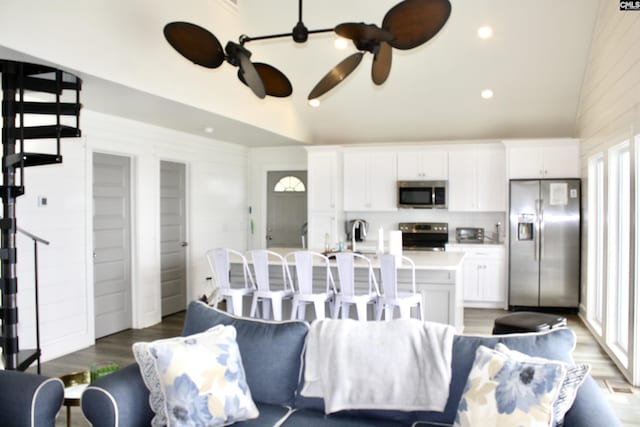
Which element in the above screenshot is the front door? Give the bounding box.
[160,161,187,316]
[93,153,132,338]
[266,171,307,248]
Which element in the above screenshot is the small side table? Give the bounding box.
[59,370,90,427]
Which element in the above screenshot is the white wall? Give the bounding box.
[576,0,640,384]
[247,146,308,249]
[14,109,248,362]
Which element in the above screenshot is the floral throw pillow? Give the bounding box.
[133,325,259,427]
[454,345,567,427]
[494,343,590,427]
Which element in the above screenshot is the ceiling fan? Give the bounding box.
[163,0,451,101]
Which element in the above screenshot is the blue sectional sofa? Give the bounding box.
[0,369,64,427]
[81,300,621,427]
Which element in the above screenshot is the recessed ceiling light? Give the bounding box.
[477,26,493,39]
[481,89,494,99]
[204,126,214,133]
[334,37,349,50]
[308,99,321,107]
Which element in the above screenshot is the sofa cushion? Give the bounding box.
[281,409,409,427]
[233,402,294,427]
[182,301,309,406]
[133,325,259,427]
[295,328,577,425]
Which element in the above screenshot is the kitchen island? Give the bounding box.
[229,248,465,331]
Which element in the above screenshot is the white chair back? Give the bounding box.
[286,251,335,294]
[205,248,254,291]
[335,252,379,297]
[380,254,417,298]
[380,253,399,299]
[335,253,356,297]
[249,250,288,292]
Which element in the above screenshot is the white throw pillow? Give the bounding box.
[454,345,567,427]
[494,343,590,427]
[133,325,259,427]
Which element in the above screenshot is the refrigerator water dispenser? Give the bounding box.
[518,222,533,240]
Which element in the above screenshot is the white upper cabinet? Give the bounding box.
[397,149,448,180]
[343,150,397,211]
[308,149,340,212]
[307,148,344,250]
[448,144,506,212]
[505,139,580,179]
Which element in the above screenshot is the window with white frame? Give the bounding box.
[273,175,306,192]
[587,153,605,331]
[607,141,631,362]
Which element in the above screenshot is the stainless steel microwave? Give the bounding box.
[398,180,447,209]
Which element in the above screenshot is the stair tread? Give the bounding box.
[5,153,63,168]
[17,101,81,116]
[12,124,81,140]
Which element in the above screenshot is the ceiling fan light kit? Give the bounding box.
[163,0,451,101]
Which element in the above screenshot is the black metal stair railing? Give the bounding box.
[3,226,50,373]
[0,59,82,371]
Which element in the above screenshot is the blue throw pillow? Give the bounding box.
[182,301,309,406]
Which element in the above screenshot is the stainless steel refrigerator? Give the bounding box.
[509,179,581,309]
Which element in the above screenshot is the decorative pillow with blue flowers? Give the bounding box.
[494,343,590,427]
[133,325,259,427]
[454,345,567,427]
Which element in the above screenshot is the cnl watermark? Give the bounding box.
[620,1,640,10]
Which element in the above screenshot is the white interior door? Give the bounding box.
[160,161,187,316]
[93,152,132,338]
[267,171,307,248]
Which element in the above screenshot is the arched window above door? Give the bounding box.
[274,175,306,192]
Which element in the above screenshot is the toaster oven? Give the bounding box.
[455,227,484,243]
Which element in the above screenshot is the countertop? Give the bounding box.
[446,242,505,250]
[240,248,464,271]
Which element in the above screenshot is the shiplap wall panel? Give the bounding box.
[577,2,640,154]
[14,109,249,362]
[576,0,640,384]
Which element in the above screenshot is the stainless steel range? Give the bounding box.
[399,222,449,251]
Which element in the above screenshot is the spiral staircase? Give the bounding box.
[0,59,82,371]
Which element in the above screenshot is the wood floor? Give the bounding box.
[35,308,639,427]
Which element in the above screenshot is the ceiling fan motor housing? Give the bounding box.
[292,21,308,43]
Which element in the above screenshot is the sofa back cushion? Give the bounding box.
[294,327,576,425]
[182,301,309,406]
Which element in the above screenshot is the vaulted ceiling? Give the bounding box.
[0,0,599,147]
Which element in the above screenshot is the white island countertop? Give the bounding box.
[252,248,464,271]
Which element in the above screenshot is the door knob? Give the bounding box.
[181,242,188,247]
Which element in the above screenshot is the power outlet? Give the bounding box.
[37,196,48,207]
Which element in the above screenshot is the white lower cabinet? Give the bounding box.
[447,244,506,308]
